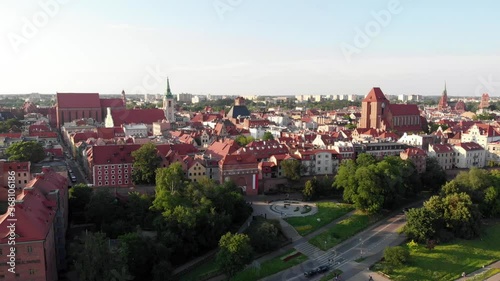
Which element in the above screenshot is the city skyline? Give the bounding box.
[1,0,500,96]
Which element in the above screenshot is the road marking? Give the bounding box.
[278,215,406,281]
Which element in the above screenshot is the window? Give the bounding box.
[24,173,26,176]
[111,165,115,169]
[124,164,128,168]
[111,170,115,174]
[118,175,122,179]
[112,181,115,185]
[105,181,109,185]
[111,175,115,179]
[98,176,102,180]
[125,180,128,184]
[98,171,102,175]
[105,170,108,174]
[118,180,122,184]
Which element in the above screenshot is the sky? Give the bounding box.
[1,0,500,97]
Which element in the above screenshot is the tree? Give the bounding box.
[216,232,254,277]
[235,135,255,147]
[303,179,317,201]
[262,132,274,141]
[383,246,409,267]
[153,162,187,212]
[5,141,45,162]
[281,159,301,182]
[73,232,130,281]
[131,143,161,185]
[85,189,128,237]
[421,157,447,192]
[118,233,156,280]
[404,207,439,242]
[249,221,281,253]
[69,184,93,222]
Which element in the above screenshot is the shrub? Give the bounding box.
[384,246,410,267]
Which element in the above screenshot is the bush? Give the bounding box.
[384,246,410,267]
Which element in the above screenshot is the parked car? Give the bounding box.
[70,174,77,182]
[304,269,318,278]
[316,265,329,273]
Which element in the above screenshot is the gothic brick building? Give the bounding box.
[359,87,423,133]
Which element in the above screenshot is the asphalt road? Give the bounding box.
[263,213,407,281]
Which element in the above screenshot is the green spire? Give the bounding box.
[444,81,447,94]
[165,77,173,98]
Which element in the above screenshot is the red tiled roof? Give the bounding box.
[205,139,240,160]
[431,143,454,153]
[402,147,427,157]
[111,109,165,126]
[29,124,51,133]
[0,133,22,138]
[220,154,258,166]
[389,104,420,116]
[455,142,484,151]
[0,189,55,242]
[100,98,125,108]
[1,161,30,172]
[29,131,57,138]
[96,127,125,139]
[363,87,389,102]
[89,144,141,165]
[57,93,101,108]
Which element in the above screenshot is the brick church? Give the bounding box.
[359,87,423,133]
[50,91,126,128]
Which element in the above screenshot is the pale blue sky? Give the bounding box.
[1,0,500,96]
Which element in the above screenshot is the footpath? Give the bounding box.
[455,261,500,281]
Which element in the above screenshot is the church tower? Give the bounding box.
[360,87,390,129]
[163,78,176,122]
[121,90,126,107]
[438,82,448,110]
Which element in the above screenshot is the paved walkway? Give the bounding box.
[456,261,500,281]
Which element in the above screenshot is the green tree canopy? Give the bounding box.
[153,162,188,212]
[5,141,45,162]
[131,143,161,185]
[235,135,255,147]
[73,232,130,281]
[421,157,447,192]
[281,159,301,182]
[262,131,274,141]
[216,232,254,277]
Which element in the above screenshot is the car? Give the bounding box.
[68,168,72,173]
[304,269,318,278]
[316,265,329,273]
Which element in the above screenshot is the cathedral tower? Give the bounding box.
[163,78,176,122]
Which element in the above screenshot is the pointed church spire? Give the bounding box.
[165,77,173,98]
[444,81,447,94]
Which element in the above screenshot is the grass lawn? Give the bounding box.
[309,210,375,250]
[285,202,354,236]
[373,223,500,281]
[230,249,308,281]
[179,258,220,281]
